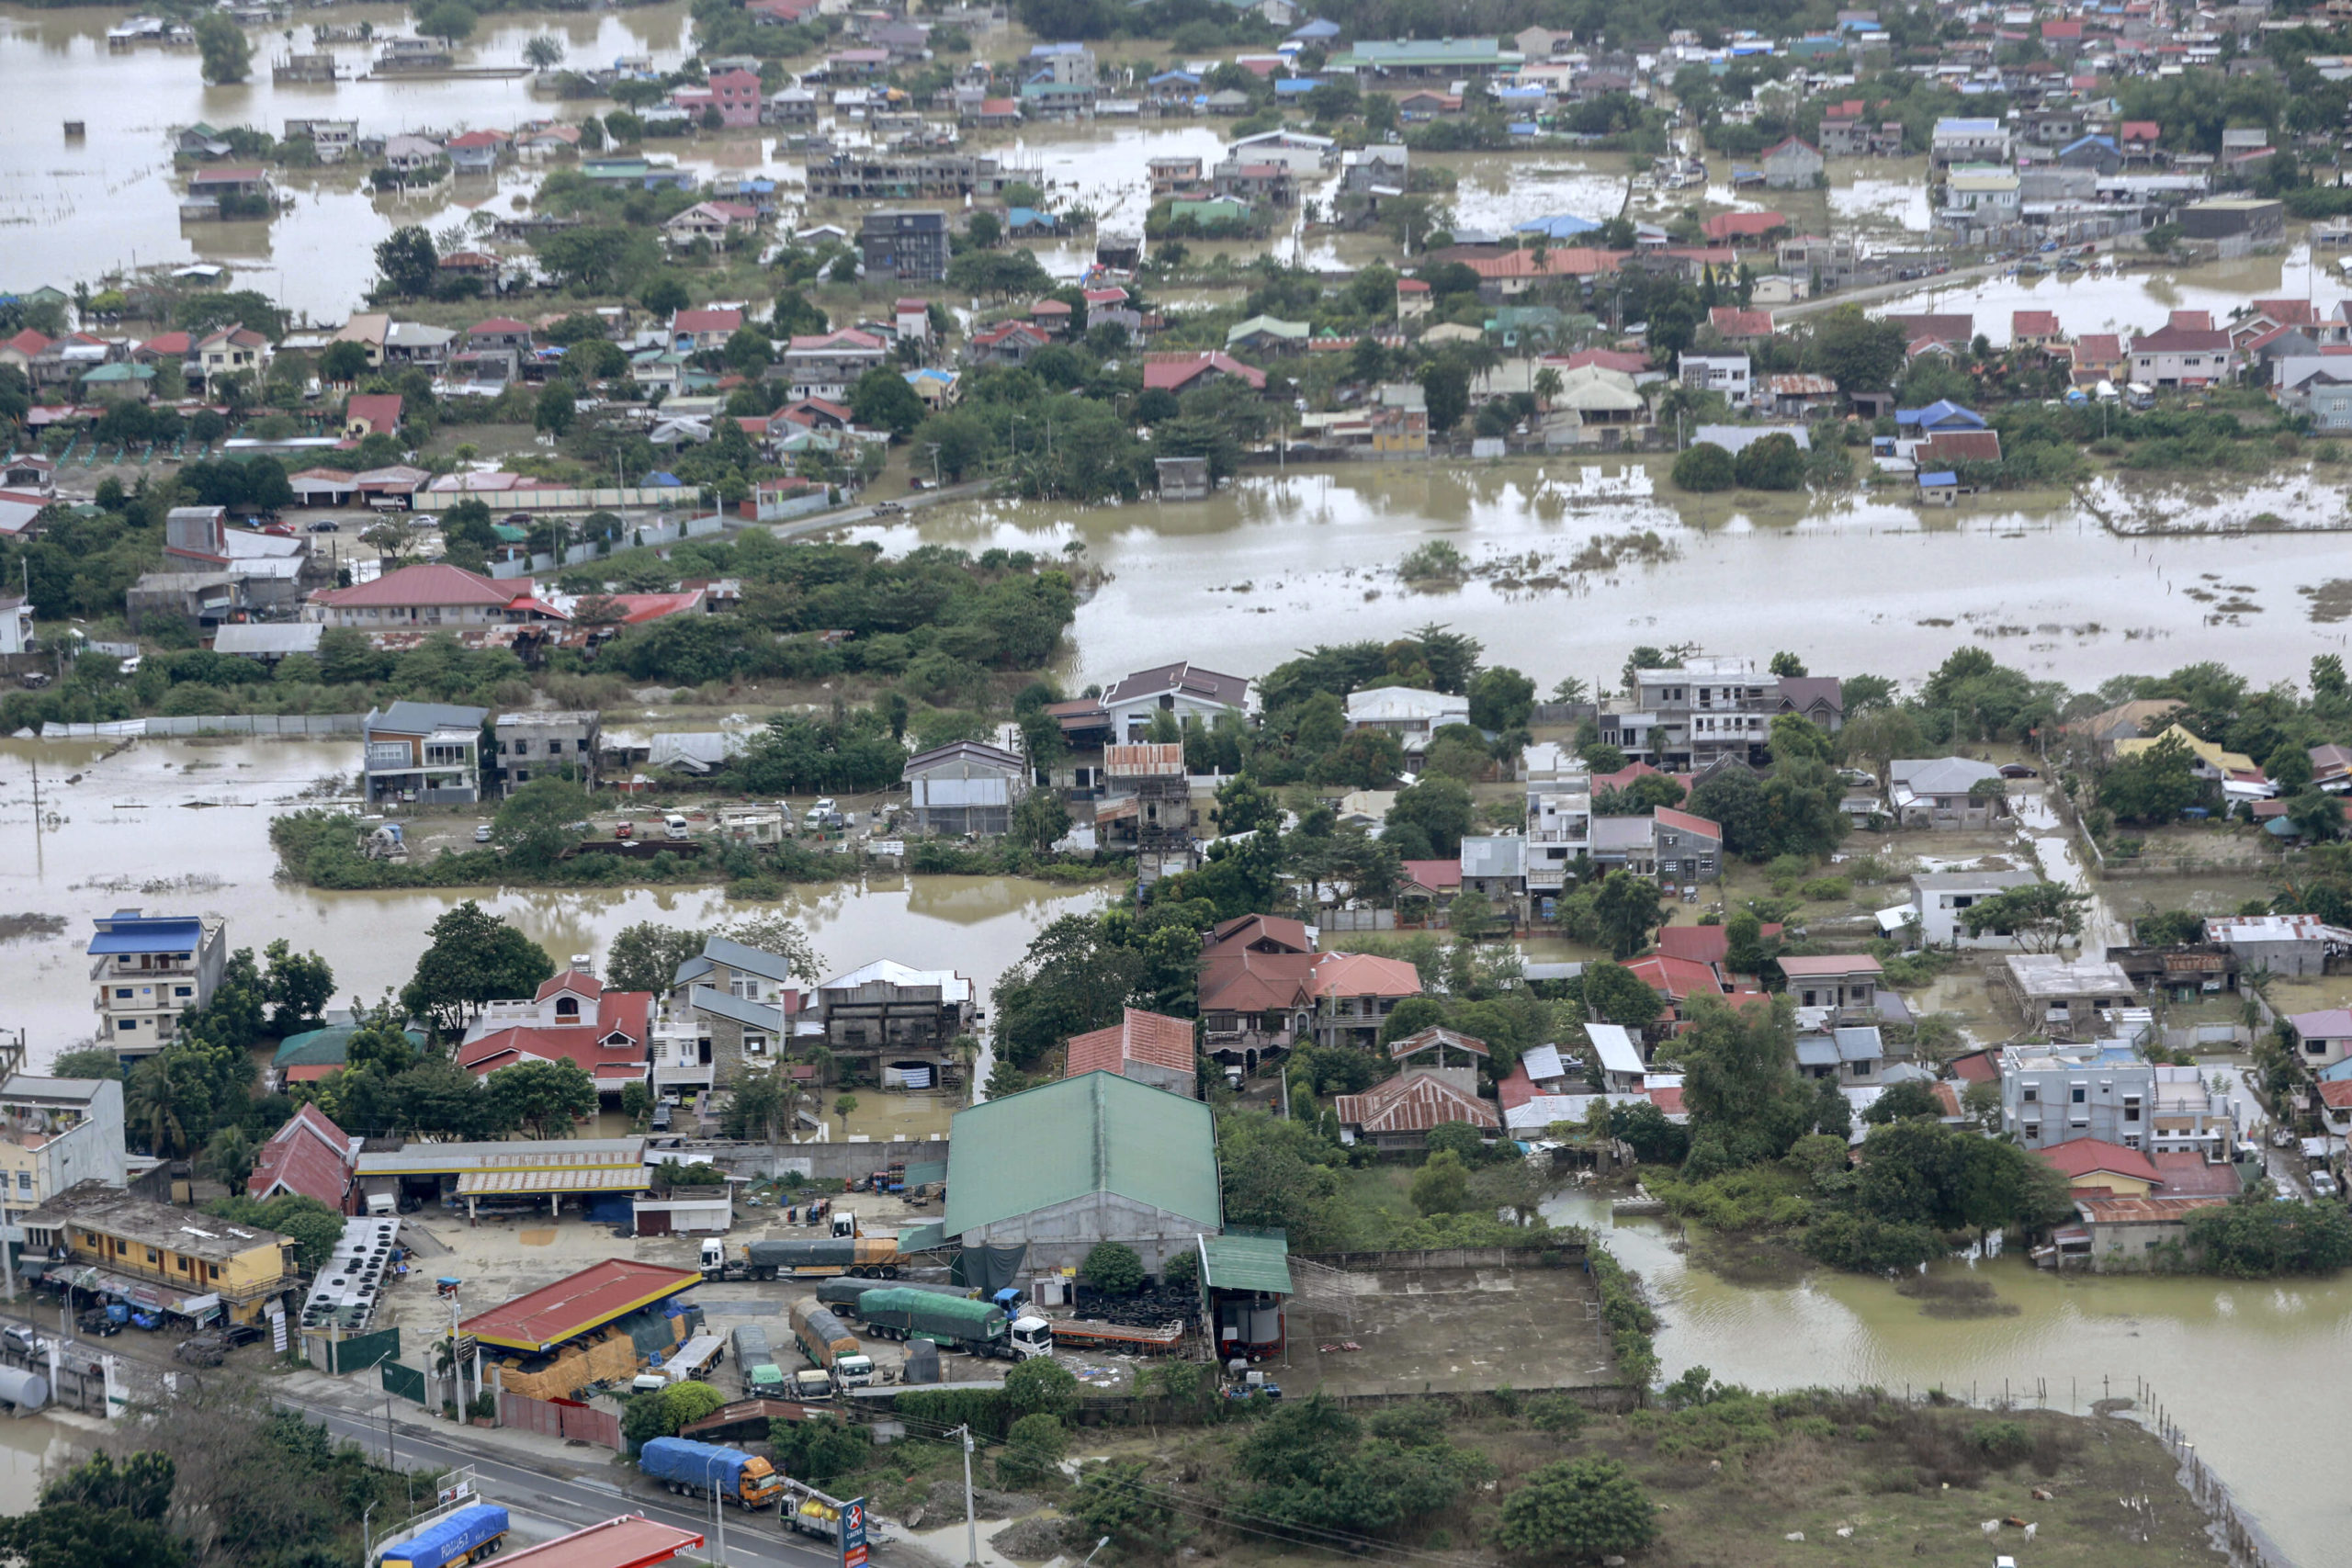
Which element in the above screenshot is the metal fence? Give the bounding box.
[380,1359,427,1405]
[39,713,364,739]
[498,1390,622,1450]
[311,1325,400,1375]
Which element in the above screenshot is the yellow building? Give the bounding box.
[22,1181,295,1325]
[2112,723,2258,781]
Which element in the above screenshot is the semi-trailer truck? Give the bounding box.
[849,1288,1042,1360]
[701,1235,903,1280]
[787,1302,874,1387]
[815,1278,975,1313]
[638,1437,786,1509]
[1023,1316,1186,1355]
[378,1505,510,1568]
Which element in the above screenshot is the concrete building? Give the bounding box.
[814,959,977,1081]
[2003,1049,2242,1157]
[1910,869,2041,948]
[1888,755,2007,828]
[1999,955,2137,1042]
[1677,353,1751,409]
[652,935,810,1095]
[1064,1008,1197,1097]
[2202,913,2352,978]
[1778,954,1883,1025]
[494,710,600,795]
[859,209,950,282]
[1522,743,1591,899]
[942,1070,1220,1271]
[0,1077,128,1279]
[1343,685,1472,758]
[21,1180,295,1325]
[1100,661,1253,742]
[902,739,1028,837]
[88,908,228,1058]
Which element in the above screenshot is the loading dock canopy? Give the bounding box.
[460,1258,702,1354]
[497,1514,705,1568]
[356,1136,645,1179]
[1197,1228,1293,1294]
[455,1167,649,1197]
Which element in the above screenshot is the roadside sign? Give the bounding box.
[452,1335,478,1361]
[840,1496,867,1568]
[438,1476,473,1508]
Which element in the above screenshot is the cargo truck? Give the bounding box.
[638,1437,786,1509]
[1021,1316,1186,1355]
[788,1302,875,1387]
[701,1235,903,1281]
[378,1504,510,1568]
[850,1288,1042,1360]
[778,1476,865,1543]
[815,1278,975,1314]
[730,1325,789,1400]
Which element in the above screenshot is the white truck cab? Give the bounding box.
[793,1367,835,1402]
[831,1211,859,1238]
[1009,1316,1057,1359]
[700,1237,727,1273]
[833,1352,876,1388]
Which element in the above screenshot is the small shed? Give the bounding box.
[1155,456,1211,500]
[1916,469,1959,506]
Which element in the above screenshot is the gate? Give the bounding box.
[499,1391,622,1450]
[326,1327,401,1374]
[380,1359,427,1405]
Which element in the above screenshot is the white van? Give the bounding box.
[662,813,690,840]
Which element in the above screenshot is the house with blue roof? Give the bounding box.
[2055,134,2120,174]
[1288,17,1340,41]
[1894,400,1986,434]
[1516,212,1600,239]
[89,908,229,1058]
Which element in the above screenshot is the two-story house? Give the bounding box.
[88,908,228,1059]
[1099,660,1254,742]
[361,700,490,805]
[2129,323,2233,389]
[1522,741,1591,900]
[1778,953,1883,1024]
[0,1077,128,1280]
[1910,869,2040,947]
[1627,656,1777,769]
[22,1181,295,1325]
[650,935,812,1096]
[1343,685,1472,759]
[813,959,977,1083]
[493,710,600,794]
[194,323,270,389]
[1194,914,1421,1066]
[902,739,1029,837]
[782,328,889,400]
[1677,353,1751,409]
[457,963,652,1101]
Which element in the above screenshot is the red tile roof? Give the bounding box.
[313,561,515,610]
[1141,351,1267,391]
[247,1102,355,1210]
[674,308,745,334]
[345,392,404,433]
[1647,1084,1686,1116]
[1311,951,1423,999]
[469,317,533,335]
[2012,310,2060,338]
[1700,210,1788,242]
[1654,807,1721,840]
[1332,1071,1498,1134]
[1657,922,1783,965]
[2319,1080,2352,1109]
[461,1259,703,1353]
[1401,858,1463,890]
[2039,1138,2161,1184]
[1065,1008,1197,1078]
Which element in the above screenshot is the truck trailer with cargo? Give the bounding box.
[788,1302,875,1386]
[637,1437,786,1509]
[729,1325,789,1400]
[701,1235,904,1280]
[378,1505,510,1568]
[849,1288,1041,1360]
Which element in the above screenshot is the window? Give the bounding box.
[2123,1097,2142,1123]
[115,988,132,1000]
[146,1248,159,1265]
[1851,1059,1872,1077]
[13,1172,27,1196]
[174,987,191,998]
[2023,1120,2041,1140]
[208,1264,220,1280]
[2021,1085,2039,1103]
[2070,1084,2087,1104]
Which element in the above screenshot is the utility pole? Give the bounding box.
[958,1426,979,1567]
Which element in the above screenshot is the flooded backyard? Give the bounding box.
[0,736,1107,1059]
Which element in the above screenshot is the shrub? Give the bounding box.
[1080,1240,1146,1295]
[996,1414,1069,1488]
[1797,875,1851,902]
[1972,1420,2031,1463]
[1671,442,1735,492]
[1525,1394,1588,1435]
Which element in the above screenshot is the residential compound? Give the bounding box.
[2000,1045,2244,1159]
[1596,656,1820,771]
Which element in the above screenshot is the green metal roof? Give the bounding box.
[271,1023,424,1070]
[1199,1227,1292,1294]
[943,1072,1221,1238]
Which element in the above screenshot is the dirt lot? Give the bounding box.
[1283,1263,1613,1398]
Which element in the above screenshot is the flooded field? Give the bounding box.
[1550,1187,2345,1568]
[0,736,1107,1062]
[1866,242,2352,345]
[862,461,2352,691]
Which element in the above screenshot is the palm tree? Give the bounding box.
[1533,367,1563,412]
[124,1063,188,1158]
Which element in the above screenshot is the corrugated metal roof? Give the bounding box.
[455,1167,648,1195]
[461,1258,702,1353]
[1199,1228,1292,1294]
[944,1072,1220,1238]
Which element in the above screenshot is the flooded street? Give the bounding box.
[1547,1188,2345,1566]
[0,738,1105,1059]
[861,464,2352,690]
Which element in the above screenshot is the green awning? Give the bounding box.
[897,1221,946,1254]
[1199,1227,1292,1295]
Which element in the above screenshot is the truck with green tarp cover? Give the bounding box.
[730,1325,787,1398]
[846,1287,1035,1359]
[815,1278,972,1313]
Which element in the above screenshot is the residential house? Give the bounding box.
[1343,685,1472,758]
[87,908,228,1059]
[0,1077,129,1268]
[457,964,652,1101]
[245,1102,356,1211]
[2129,322,2233,388]
[20,1182,295,1325]
[1331,1029,1498,1151]
[707,68,763,127]
[194,324,269,389]
[493,710,599,794]
[360,700,490,804]
[1778,954,1882,1023]
[1064,1009,1197,1097]
[671,307,746,352]
[902,739,1029,836]
[1795,1025,1884,1083]
[813,958,978,1080]
[1999,955,2138,1042]
[1649,807,1723,886]
[308,561,561,632]
[1931,116,2012,167]
[1195,914,1420,1065]
[1761,136,1824,188]
[1678,353,1751,408]
[2113,724,2267,801]
[782,329,888,400]
[663,202,759,248]
[1100,661,1253,741]
[1584,1023,1646,1092]
[1141,351,1266,394]
[2290,1008,2352,1072]
[342,391,403,437]
[2202,914,2352,979]
[1911,868,2040,947]
[2013,310,2065,350]
[651,934,812,1094]
[1887,755,2007,827]
[967,321,1051,367]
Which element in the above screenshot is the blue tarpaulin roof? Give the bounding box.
[648,471,683,486]
[1919,470,1959,485]
[1516,213,1600,238]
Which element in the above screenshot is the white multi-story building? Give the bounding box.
[88,908,228,1059]
[1522,742,1591,897]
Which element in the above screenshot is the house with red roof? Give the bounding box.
[1708,306,1776,342]
[2129,322,2233,388]
[1141,351,1266,393]
[342,392,404,438]
[1624,953,1761,1030]
[1331,1025,1497,1151]
[457,965,654,1100]
[783,328,888,400]
[664,202,762,250]
[1063,1007,1197,1096]
[1656,921,1782,966]
[968,320,1052,367]
[2037,1136,2163,1194]
[707,67,763,127]
[671,306,746,350]
[465,317,534,352]
[1196,913,1421,1063]
[308,561,567,631]
[1700,210,1788,244]
[248,1102,359,1212]
[2011,310,2064,349]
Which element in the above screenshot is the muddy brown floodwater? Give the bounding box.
[0,737,1108,1055]
[852,461,2352,692]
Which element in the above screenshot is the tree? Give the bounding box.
[1468,665,1536,731]
[1069,1460,1185,1558]
[1495,1458,1657,1561]
[198,1124,255,1190]
[1677,996,1813,1175]
[1080,1240,1146,1294]
[833,1093,859,1136]
[1219,1110,1344,1249]
[772,1416,873,1483]
[195,12,251,84]
[124,1059,192,1156]
[319,341,371,385]
[1388,776,1475,858]
[418,0,477,43]
[1732,432,1805,490]
[1579,961,1664,1032]
[259,939,334,1032]
[1003,1356,1080,1420]
[1417,360,1469,434]
[1809,305,1906,392]
[535,382,576,437]
[51,1048,120,1082]
[992,915,1144,1071]
[1592,871,1664,959]
[493,776,589,868]
[2098,733,2202,825]
[850,367,927,439]
[401,901,555,1038]
[997,1413,1069,1488]
[1769,650,1807,678]
[524,33,564,70]
[1961,881,2090,952]
[485,1059,598,1139]
[1409,1149,1471,1215]
[1009,787,1071,856]
[1861,1077,1944,1124]
[1671,442,1735,491]
[605,922,707,995]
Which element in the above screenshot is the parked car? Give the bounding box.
[1,1325,45,1358]
[1998,763,2039,780]
[306,520,339,533]
[614,821,634,840]
[473,823,493,842]
[2313,1170,2339,1200]
[174,1335,226,1367]
[870,500,904,515]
